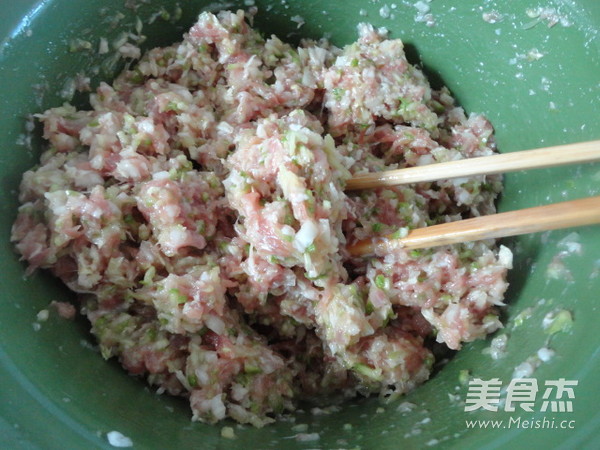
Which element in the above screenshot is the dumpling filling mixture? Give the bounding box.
[12,10,512,426]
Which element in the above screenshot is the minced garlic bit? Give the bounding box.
[36,309,49,322]
[542,309,573,335]
[220,426,236,439]
[106,431,133,448]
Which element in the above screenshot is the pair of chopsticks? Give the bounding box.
[346,140,600,256]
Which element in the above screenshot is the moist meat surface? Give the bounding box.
[11,10,512,426]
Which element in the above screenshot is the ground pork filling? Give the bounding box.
[11,10,512,427]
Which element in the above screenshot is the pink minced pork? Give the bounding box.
[11,10,512,426]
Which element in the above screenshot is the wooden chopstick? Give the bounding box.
[345,140,600,191]
[347,196,600,257]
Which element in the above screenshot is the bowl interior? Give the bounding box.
[1,0,599,448]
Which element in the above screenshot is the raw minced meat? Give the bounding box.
[11,9,512,426]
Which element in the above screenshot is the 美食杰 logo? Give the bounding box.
[465,377,577,413]
[463,378,578,430]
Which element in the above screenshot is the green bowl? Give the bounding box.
[1,1,599,448]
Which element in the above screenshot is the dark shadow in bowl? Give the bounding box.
[403,42,446,91]
[501,234,541,318]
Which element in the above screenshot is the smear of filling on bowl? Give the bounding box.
[11,10,512,427]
